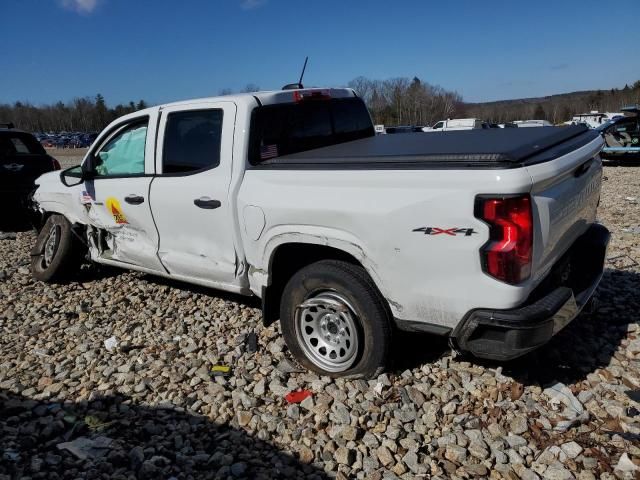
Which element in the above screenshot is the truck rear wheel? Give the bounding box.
[280,260,391,378]
[31,214,82,283]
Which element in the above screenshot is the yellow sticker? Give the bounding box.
[105,197,128,224]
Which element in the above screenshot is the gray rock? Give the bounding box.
[362,454,380,472]
[464,463,489,477]
[335,447,355,465]
[129,446,145,469]
[332,402,351,424]
[444,444,467,464]
[542,465,574,480]
[402,451,425,474]
[253,378,265,396]
[560,441,582,459]
[376,445,394,467]
[505,434,527,448]
[230,462,247,477]
[510,415,528,434]
[468,441,490,460]
[44,453,62,465]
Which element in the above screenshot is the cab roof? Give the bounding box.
[159,88,357,109]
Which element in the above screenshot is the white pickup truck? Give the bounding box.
[31,87,610,378]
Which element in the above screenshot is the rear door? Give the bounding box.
[149,102,240,289]
[83,113,165,271]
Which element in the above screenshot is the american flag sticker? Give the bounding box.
[260,144,278,160]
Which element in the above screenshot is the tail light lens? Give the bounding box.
[475,194,533,284]
[51,157,61,170]
[293,89,331,102]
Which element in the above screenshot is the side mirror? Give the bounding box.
[60,165,84,187]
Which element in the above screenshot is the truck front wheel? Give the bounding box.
[280,260,391,378]
[31,214,82,283]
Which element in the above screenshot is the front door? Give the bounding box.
[149,102,241,289]
[84,113,165,272]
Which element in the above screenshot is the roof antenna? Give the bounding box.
[282,56,308,90]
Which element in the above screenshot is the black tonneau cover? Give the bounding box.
[255,125,600,169]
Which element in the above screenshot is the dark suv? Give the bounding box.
[0,123,60,217]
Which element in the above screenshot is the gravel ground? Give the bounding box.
[1,165,639,480]
[47,148,87,169]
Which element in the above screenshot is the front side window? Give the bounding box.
[94,121,148,176]
[162,109,223,174]
[433,122,444,129]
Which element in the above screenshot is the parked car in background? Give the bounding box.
[422,118,488,132]
[512,120,553,128]
[36,131,99,149]
[0,123,60,217]
[597,105,640,161]
[570,111,625,129]
[385,126,425,134]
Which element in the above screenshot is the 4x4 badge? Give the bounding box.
[413,227,477,236]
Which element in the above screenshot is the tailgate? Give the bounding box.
[526,135,604,284]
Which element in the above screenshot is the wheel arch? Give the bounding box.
[259,236,386,326]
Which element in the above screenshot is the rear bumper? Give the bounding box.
[452,223,610,361]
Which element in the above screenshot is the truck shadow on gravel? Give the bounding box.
[138,273,263,310]
[389,268,640,387]
[0,211,38,234]
[0,389,328,480]
[66,264,639,389]
[483,267,640,387]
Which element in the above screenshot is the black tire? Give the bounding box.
[31,214,82,282]
[280,260,392,379]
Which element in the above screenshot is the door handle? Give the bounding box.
[124,194,145,205]
[574,158,593,177]
[194,197,221,209]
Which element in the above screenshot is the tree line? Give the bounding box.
[348,76,463,127]
[465,81,640,124]
[1,79,639,133]
[0,94,148,133]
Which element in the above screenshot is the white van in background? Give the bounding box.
[422,118,487,132]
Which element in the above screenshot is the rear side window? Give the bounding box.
[249,97,374,164]
[0,133,45,157]
[163,109,223,174]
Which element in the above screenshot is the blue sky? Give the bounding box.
[3,0,639,106]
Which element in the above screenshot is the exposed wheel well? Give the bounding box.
[261,243,362,326]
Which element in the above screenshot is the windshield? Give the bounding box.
[248,97,374,163]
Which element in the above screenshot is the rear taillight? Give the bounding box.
[475,194,533,284]
[51,157,61,170]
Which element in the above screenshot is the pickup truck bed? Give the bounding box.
[256,125,600,168]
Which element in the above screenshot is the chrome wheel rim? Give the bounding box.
[294,291,360,372]
[43,225,59,267]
